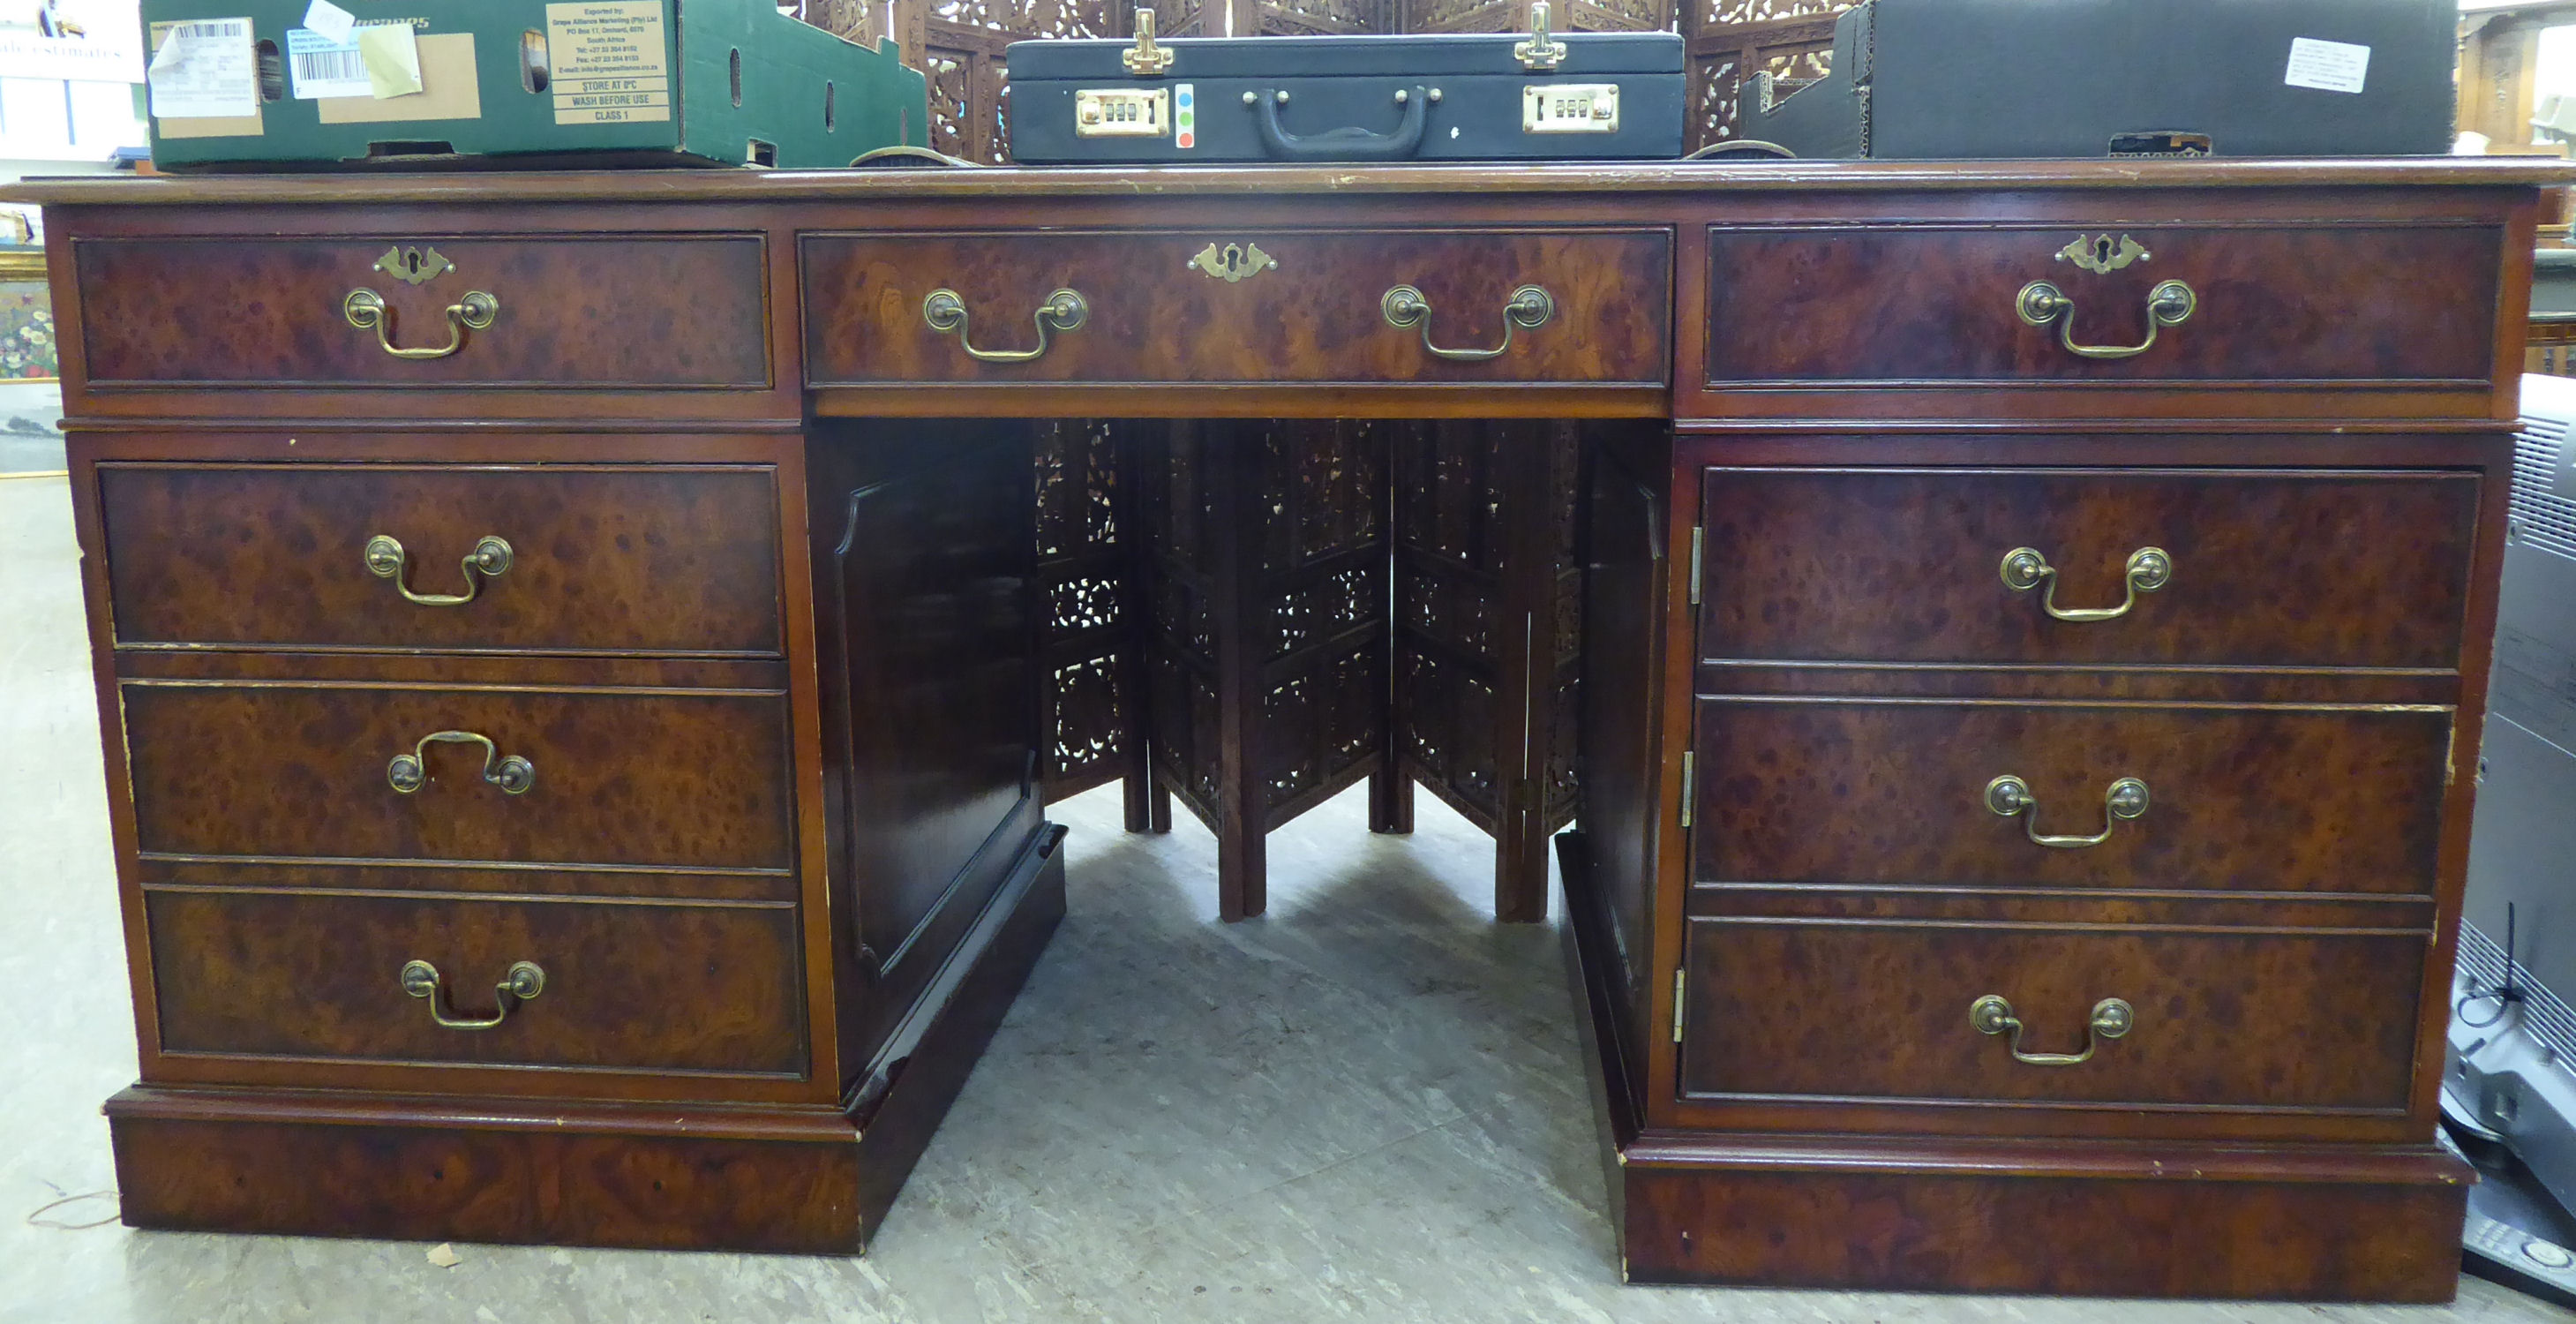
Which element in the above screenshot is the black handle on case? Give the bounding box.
[1249,86,1429,161]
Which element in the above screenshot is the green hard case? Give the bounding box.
[142,0,926,169]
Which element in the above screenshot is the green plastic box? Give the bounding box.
[142,0,927,169]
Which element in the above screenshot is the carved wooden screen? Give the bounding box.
[1145,0,1214,35]
[802,0,894,47]
[1179,0,1671,42]
[1141,418,1395,918]
[807,0,1132,162]
[1400,0,1669,35]
[1392,419,1581,922]
[1686,0,1853,151]
[1034,420,1155,825]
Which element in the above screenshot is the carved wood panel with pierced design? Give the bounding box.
[1254,419,1390,812]
[1142,425,1225,824]
[1398,0,1670,34]
[1036,419,1150,808]
[799,0,893,47]
[1149,0,1212,34]
[1140,419,1393,832]
[1392,418,1583,864]
[1686,0,1850,150]
[1255,0,1393,35]
[833,0,1127,162]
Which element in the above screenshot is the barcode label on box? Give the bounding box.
[287,26,370,98]
[161,19,251,44]
[146,17,258,118]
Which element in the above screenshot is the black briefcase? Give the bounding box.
[1004,8,1683,164]
[1748,0,2456,159]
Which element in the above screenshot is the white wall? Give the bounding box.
[0,0,145,180]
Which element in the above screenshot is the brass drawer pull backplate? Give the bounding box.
[922,287,1088,363]
[2016,279,2195,361]
[364,533,513,606]
[2000,545,2171,622]
[343,288,499,360]
[1985,773,2148,848]
[1970,993,2134,1066]
[400,959,544,1031]
[1381,283,1554,362]
[387,730,535,796]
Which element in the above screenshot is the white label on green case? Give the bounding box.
[2285,37,2369,94]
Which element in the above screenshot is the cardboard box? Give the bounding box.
[142,0,927,169]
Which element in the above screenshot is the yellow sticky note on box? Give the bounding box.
[356,23,422,98]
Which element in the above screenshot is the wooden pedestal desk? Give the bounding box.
[11,158,2562,1298]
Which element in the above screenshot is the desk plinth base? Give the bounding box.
[1557,833,2473,1301]
[103,832,1067,1255]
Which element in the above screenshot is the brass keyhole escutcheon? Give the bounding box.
[1190,241,1277,283]
[373,244,456,285]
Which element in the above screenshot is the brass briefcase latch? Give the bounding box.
[1123,7,1173,76]
[1515,1,1567,71]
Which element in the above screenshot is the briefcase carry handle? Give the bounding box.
[1250,86,1430,162]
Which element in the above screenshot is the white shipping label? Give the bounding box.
[300,0,356,43]
[146,18,258,118]
[2285,37,2369,94]
[286,27,368,98]
[544,1,672,125]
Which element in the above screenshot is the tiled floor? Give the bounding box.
[3,472,2570,1323]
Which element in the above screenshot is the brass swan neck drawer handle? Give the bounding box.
[1381,283,1554,362]
[921,287,1087,363]
[1999,545,2171,622]
[401,959,544,1031]
[1970,994,2134,1066]
[343,288,499,360]
[2015,279,2195,361]
[364,534,513,606]
[387,730,535,795]
[1985,774,2148,849]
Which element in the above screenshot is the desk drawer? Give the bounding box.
[71,236,770,391]
[147,889,805,1077]
[1692,698,2451,895]
[1678,917,2422,1114]
[99,463,784,656]
[802,229,1670,386]
[1697,466,2480,669]
[123,683,795,874]
[1703,223,2499,388]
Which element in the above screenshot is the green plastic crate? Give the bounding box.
[142,0,927,169]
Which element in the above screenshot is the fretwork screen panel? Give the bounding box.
[1686,0,1852,151]
[1035,419,1153,809]
[1142,418,1394,836]
[1391,419,1582,920]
